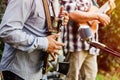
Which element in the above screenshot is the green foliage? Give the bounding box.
[96,73,120,80]
[96,74,106,80]
[0,39,4,58]
[0,0,6,58]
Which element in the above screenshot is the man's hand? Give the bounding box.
[97,13,110,26]
[58,6,69,26]
[89,4,110,26]
[47,33,65,60]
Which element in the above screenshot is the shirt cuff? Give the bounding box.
[37,37,48,51]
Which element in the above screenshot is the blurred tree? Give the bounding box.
[97,0,120,77]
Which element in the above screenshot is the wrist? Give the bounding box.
[94,13,100,20]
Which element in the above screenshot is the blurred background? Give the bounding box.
[96,0,120,80]
[0,0,120,80]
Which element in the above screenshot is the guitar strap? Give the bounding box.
[42,0,52,74]
[42,0,58,74]
[42,0,53,33]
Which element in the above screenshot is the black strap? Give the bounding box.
[2,71,24,80]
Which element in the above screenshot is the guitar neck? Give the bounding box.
[97,1,110,14]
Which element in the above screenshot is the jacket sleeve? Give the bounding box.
[0,0,48,53]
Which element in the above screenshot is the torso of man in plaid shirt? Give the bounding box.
[60,0,99,54]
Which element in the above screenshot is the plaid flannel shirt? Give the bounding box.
[60,0,100,55]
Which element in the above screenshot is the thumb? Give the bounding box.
[58,6,64,17]
[60,6,64,13]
